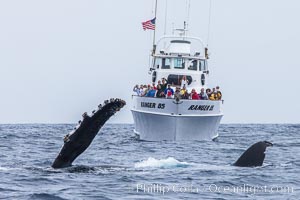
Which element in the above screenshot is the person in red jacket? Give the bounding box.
[190,89,200,100]
[164,84,174,99]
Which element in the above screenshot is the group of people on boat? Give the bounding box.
[133,77,222,101]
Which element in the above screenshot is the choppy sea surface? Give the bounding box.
[0,124,299,200]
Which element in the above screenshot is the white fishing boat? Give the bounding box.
[131,0,223,141]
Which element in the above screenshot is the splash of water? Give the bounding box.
[134,157,190,168]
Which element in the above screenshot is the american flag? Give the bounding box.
[142,18,156,30]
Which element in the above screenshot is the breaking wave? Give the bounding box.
[134,157,191,168]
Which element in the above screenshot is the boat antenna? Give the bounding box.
[186,0,191,31]
[152,0,158,55]
[172,22,175,35]
[164,0,168,36]
[207,0,212,47]
[163,0,168,48]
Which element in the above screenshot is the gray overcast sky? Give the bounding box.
[0,0,299,124]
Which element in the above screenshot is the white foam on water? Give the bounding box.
[0,166,11,171]
[134,157,190,169]
[134,157,236,171]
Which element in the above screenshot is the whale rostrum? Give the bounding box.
[52,98,126,169]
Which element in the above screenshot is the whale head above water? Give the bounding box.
[234,141,273,167]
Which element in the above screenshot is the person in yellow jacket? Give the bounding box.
[180,85,189,99]
[216,86,222,100]
[209,87,223,100]
[209,88,215,100]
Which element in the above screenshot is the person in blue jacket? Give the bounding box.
[164,84,174,98]
[146,86,157,97]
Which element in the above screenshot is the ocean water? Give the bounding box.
[0,124,299,200]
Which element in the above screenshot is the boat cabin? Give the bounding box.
[150,38,209,89]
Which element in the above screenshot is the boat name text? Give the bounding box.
[188,105,214,111]
[141,102,165,109]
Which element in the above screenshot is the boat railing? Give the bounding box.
[132,95,223,103]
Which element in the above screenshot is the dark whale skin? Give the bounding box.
[234,141,273,167]
[52,99,126,169]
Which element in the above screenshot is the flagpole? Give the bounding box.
[152,0,158,55]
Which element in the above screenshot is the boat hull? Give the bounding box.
[131,96,223,141]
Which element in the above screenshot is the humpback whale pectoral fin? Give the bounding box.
[233,141,273,167]
[51,99,126,169]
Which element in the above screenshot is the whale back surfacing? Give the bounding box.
[234,141,273,167]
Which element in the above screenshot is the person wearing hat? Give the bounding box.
[164,84,174,98]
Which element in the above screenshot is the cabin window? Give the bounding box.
[188,59,198,71]
[167,74,192,86]
[174,58,185,69]
[154,58,161,69]
[162,58,171,69]
[199,60,206,71]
